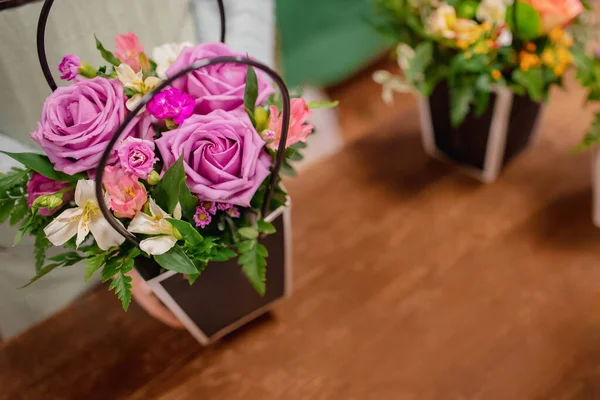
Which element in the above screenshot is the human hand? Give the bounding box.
[128,269,185,329]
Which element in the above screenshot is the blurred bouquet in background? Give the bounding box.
[0,33,335,310]
[373,0,589,125]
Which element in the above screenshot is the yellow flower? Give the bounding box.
[549,27,564,43]
[556,46,573,65]
[541,49,556,66]
[525,42,537,52]
[481,22,492,32]
[457,39,469,49]
[465,52,473,59]
[491,69,502,80]
[554,64,566,76]
[519,51,541,71]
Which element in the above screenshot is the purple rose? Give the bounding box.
[166,42,274,115]
[146,87,195,124]
[156,110,271,206]
[58,54,81,81]
[27,172,74,216]
[30,78,152,176]
[117,137,157,179]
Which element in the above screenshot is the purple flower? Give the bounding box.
[117,137,157,179]
[58,54,81,81]
[156,110,271,207]
[166,42,274,114]
[146,88,195,125]
[226,206,240,218]
[200,200,217,215]
[30,78,152,176]
[217,203,231,211]
[27,173,73,216]
[194,207,212,228]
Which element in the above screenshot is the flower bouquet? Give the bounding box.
[373,0,587,182]
[0,22,335,342]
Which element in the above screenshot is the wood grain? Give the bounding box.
[2,71,600,400]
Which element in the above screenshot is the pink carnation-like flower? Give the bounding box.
[226,206,240,218]
[26,173,74,216]
[265,98,313,150]
[199,200,217,215]
[146,88,195,125]
[103,166,147,219]
[115,32,146,72]
[194,206,212,228]
[58,54,81,81]
[117,137,157,179]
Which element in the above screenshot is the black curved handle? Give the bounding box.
[36,0,227,92]
[94,56,291,246]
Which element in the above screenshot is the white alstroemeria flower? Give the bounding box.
[397,43,416,72]
[115,63,161,111]
[476,0,509,25]
[497,27,513,47]
[373,71,412,104]
[127,198,182,255]
[427,4,457,39]
[44,180,125,250]
[152,42,193,79]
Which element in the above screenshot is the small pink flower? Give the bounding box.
[103,166,147,219]
[194,206,212,228]
[26,173,73,216]
[58,55,81,81]
[217,203,232,211]
[226,206,240,218]
[200,201,217,215]
[115,32,146,72]
[147,88,195,125]
[117,137,157,179]
[266,99,313,150]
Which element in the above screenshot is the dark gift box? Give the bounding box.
[419,81,543,183]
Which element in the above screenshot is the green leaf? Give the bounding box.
[244,65,259,126]
[237,239,255,253]
[188,272,201,285]
[0,152,80,182]
[450,85,474,127]
[505,1,542,41]
[109,272,133,311]
[84,253,106,282]
[34,232,52,273]
[238,226,259,239]
[166,218,203,246]
[238,240,267,296]
[95,35,121,66]
[153,156,187,215]
[257,220,276,234]
[513,69,544,101]
[21,263,62,288]
[406,42,433,83]
[576,112,600,150]
[154,245,198,274]
[179,181,199,221]
[10,200,28,226]
[0,168,27,194]
[307,100,339,109]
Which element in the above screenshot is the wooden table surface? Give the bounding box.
[3,77,600,399]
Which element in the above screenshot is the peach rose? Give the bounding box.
[524,0,584,32]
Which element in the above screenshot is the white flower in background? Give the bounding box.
[152,42,193,79]
[497,26,513,47]
[397,43,416,71]
[426,4,458,39]
[115,63,161,111]
[476,0,511,25]
[373,71,412,104]
[408,0,441,9]
[44,180,125,250]
[127,198,181,255]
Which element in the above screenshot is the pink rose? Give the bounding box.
[156,110,271,206]
[117,137,157,179]
[525,0,584,31]
[26,173,74,216]
[30,78,152,176]
[58,54,81,81]
[115,32,146,72]
[166,42,274,115]
[103,166,147,219]
[265,99,313,150]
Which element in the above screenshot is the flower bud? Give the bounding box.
[79,61,98,79]
[254,107,269,132]
[32,193,63,210]
[146,170,160,185]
